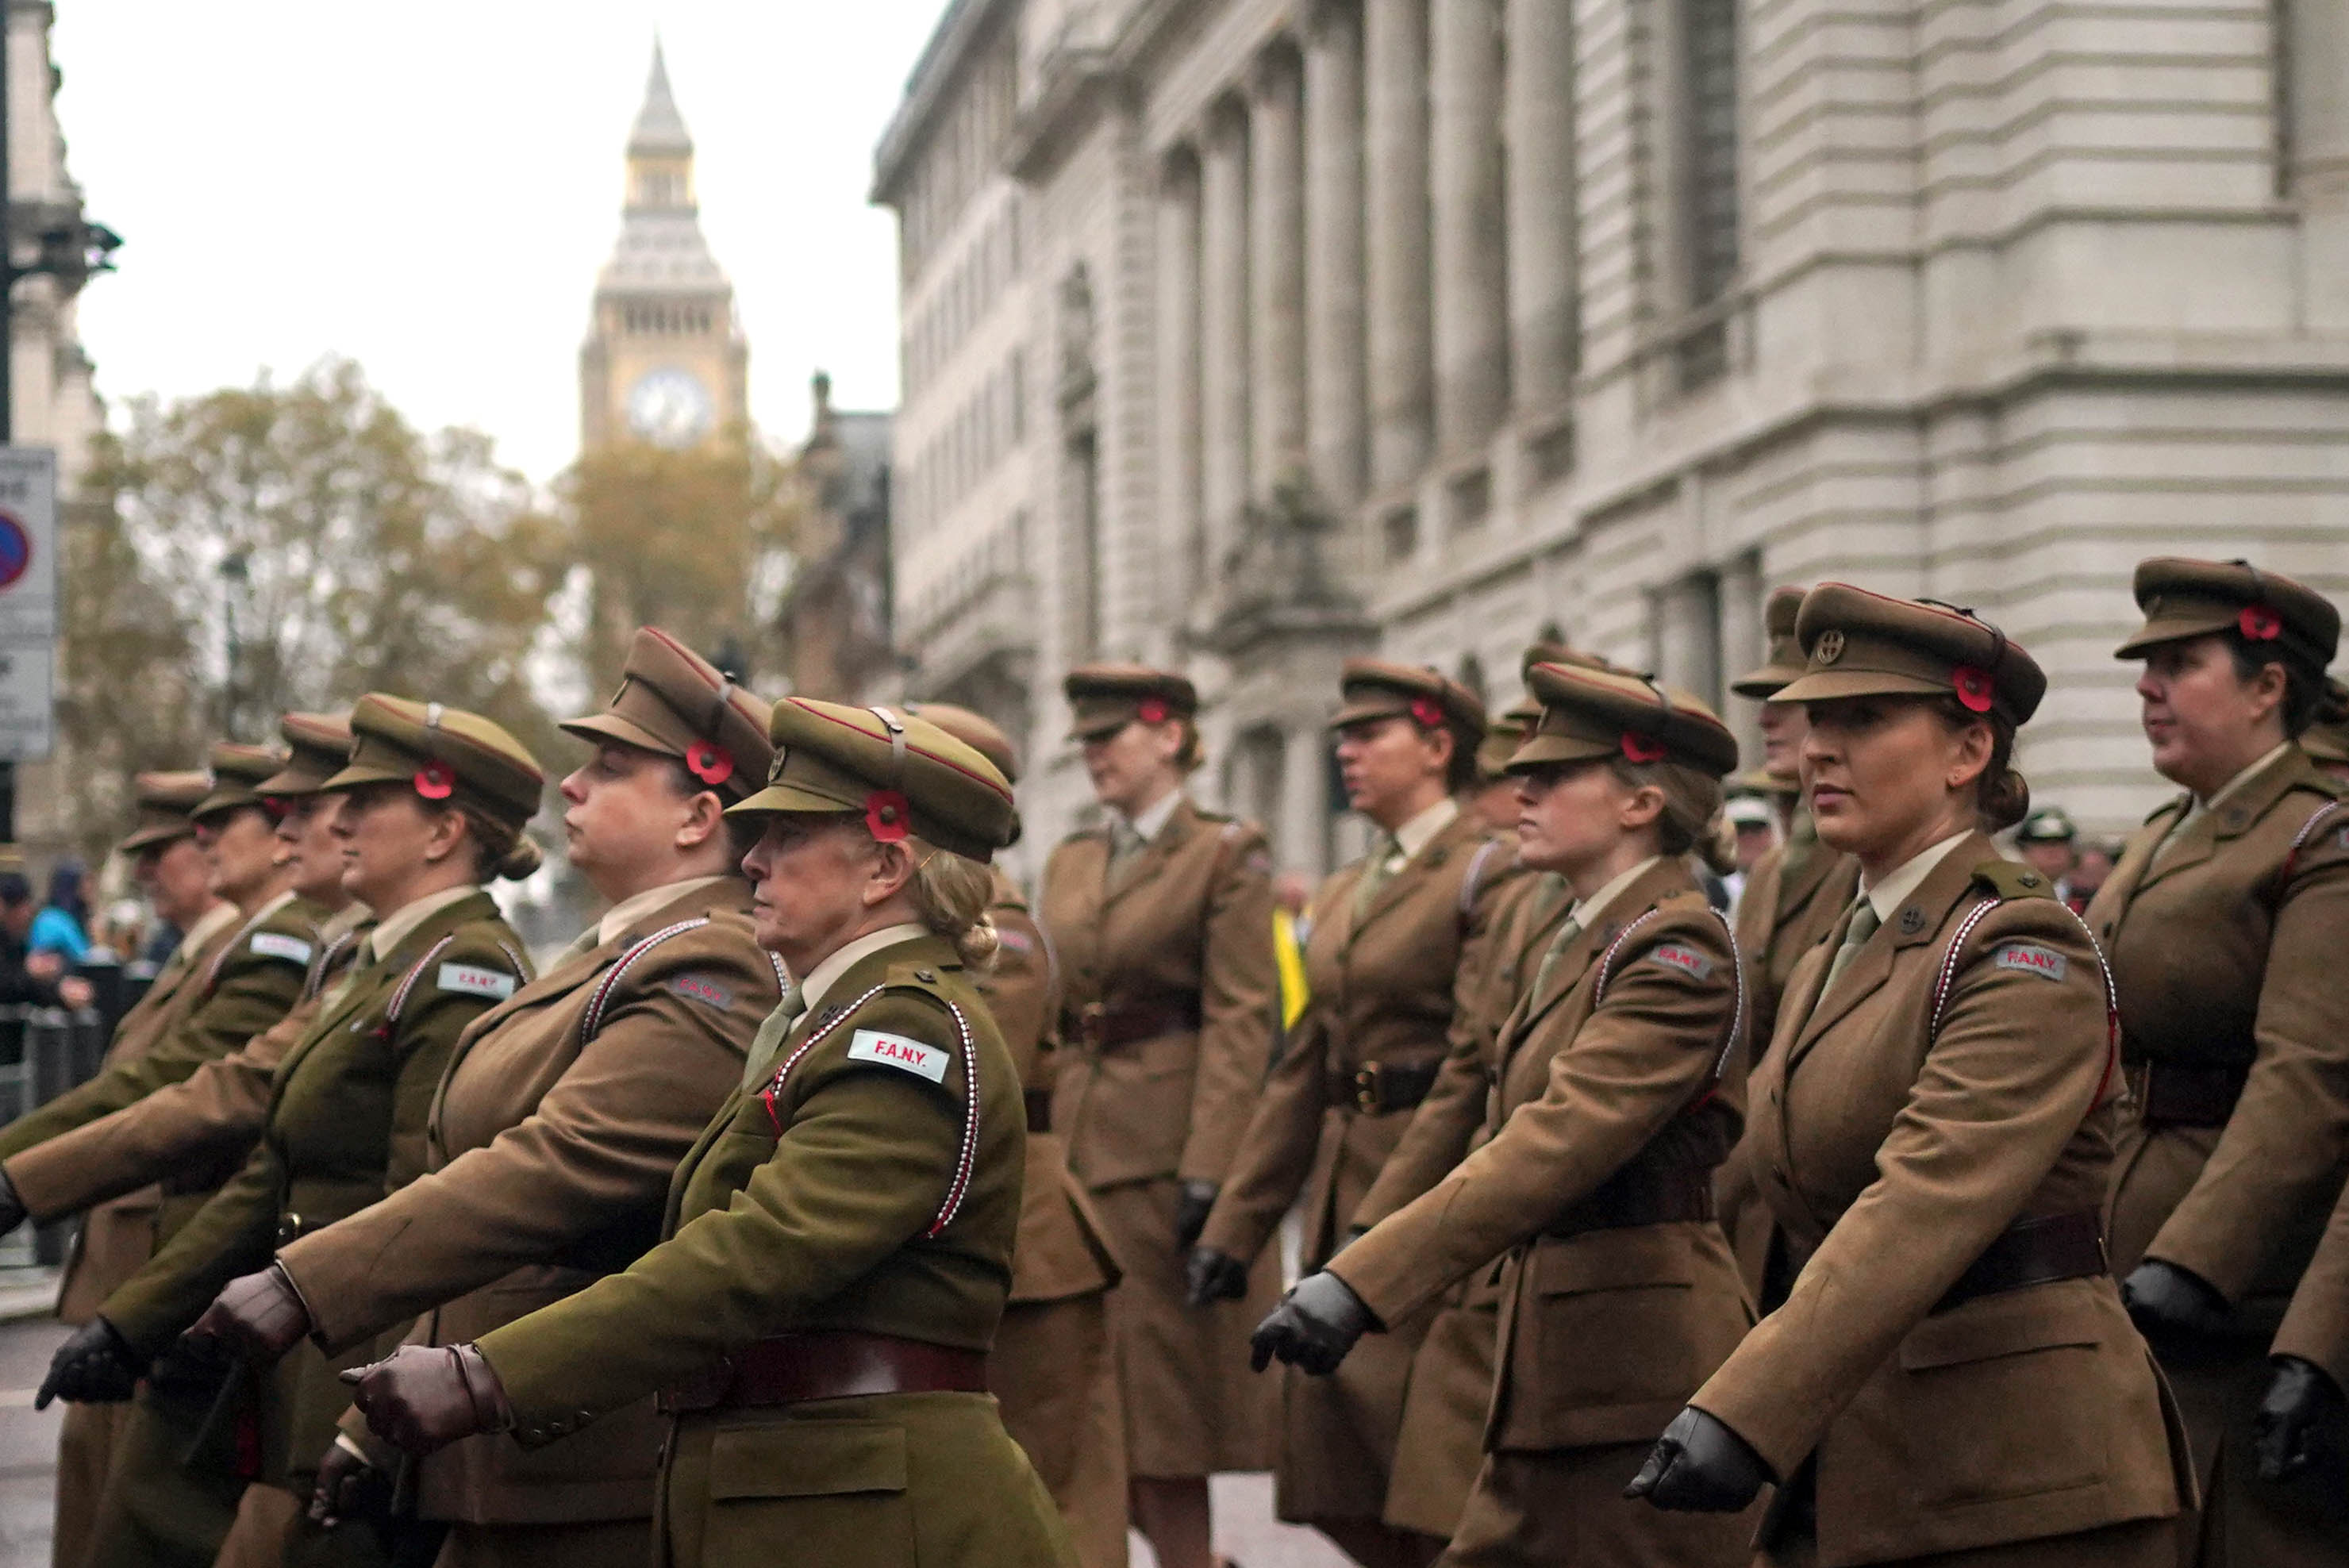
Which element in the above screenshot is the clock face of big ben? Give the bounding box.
[627,367,715,447]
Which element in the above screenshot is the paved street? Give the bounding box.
[0,1301,1347,1568]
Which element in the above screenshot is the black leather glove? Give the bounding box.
[307,1439,394,1528]
[1173,1181,1218,1250]
[0,1166,26,1236]
[36,1317,143,1409]
[341,1343,513,1457]
[1249,1271,1376,1375]
[183,1264,313,1366]
[2255,1355,2345,1483]
[1625,1405,1774,1511]
[1186,1247,1251,1307]
[2121,1259,2231,1343]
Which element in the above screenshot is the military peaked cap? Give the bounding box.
[729,698,1019,863]
[1328,659,1487,751]
[1780,583,2047,726]
[561,627,775,803]
[322,695,544,832]
[1732,586,1810,699]
[1064,664,1198,742]
[193,743,291,821]
[121,770,213,852]
[258,713,354,798]
[2116,557,2340,676]
[2016,805,2078,844]
[907,701,1021,786]
[1513,662,1740,778]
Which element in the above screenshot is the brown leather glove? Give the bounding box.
[340,1344,513,1457]
[184,1264,313,1366]
[307,1439,393,1528]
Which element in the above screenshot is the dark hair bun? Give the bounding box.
[1982,767,2031,833]
[494,836,544,882]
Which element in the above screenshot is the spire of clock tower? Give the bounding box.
[579,40,749,451]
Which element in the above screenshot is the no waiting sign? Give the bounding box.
[0,448,58,761]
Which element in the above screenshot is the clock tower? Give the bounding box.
[579,44,748,449]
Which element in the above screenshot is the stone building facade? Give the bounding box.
[878,0,2349,882]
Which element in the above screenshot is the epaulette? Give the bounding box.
[2144,795,2188,826]
[1970,859,2057,901]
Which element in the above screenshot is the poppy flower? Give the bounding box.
[1136,698,1170,725]
[2239,604,2283,642]
[1951,666,1995,714]
[685,741,734,786]
[1621,732,1667,764]
[1410,697,1445,729]
[865,789,911,843]
[414,762,455,800]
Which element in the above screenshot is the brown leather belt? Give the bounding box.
[658,1331,989,1415]
[1024,1089,1053,1134]
[2127,1060,2244,1129]
[1073,998,1202,1051]
[1347,1059,1441,1116]
[1933,1209,2107,1314]
[1544,1167,1717,1239]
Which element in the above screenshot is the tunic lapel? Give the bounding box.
[1101,802,1191,912]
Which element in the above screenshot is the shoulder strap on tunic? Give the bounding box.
[1590,903,1747,1102]
[579,917,714,1043]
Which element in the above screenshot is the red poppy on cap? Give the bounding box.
[1410,697,1445,728]
[1621,732,1667,764]
[2239,604,2283,642]
[1136,698,1170,725]
[864,789,911,844]
[1951,666,1995,714]
[414,762,455,800]
[685,741,734,786]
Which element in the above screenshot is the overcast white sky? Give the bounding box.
[48,2,952,485]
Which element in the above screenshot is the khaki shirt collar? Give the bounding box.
[363,883,483,964]
[798,922,929,1015]
[1391,796,1460,863]
[1568,855,1665,931]
[1118,789,1182,846]
[595,874,732,949]
[175,899,242,959]
[1863,829,1974,925]
[2200,741,2293,815]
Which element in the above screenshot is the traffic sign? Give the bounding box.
[0,448,58,761]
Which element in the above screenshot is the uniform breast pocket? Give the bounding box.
[1893,1287,2111,1509]
[699,1419,914,1565]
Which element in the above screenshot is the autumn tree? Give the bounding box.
[58,359,564,861]
[556,430,800,697]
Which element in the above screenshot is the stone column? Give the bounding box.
[1305,1,1367,507]
[1364,0,1432,490]
[1200,102,1251,576]
[1282,721,1331,878]
[1431,0,1508,455]
[1157,150,1205,614]
[1505,0,1576,408]
[1654,576,1724,710]
[1717,557,1763,756]
[1251,44,1309,502]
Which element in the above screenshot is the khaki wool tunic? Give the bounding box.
[273,877,774,1558]
[474,932,1073,1568]
[1040,797,1281,1478]
[2090,745,2349,1566]
[1332,857,1753,1568]
[1695,839,2186,1568]
[1200,806,1517,1531]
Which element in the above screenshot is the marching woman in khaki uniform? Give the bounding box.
[36,696,539,1568]
[179,630,782,1568]
[2086,559,2349,1566]
[340,698,1074,1568]
[17,769,232,1568]
[0,716,366,1251]
[910,701,1128,1568]
[1040,665,1279,1568]
[1189,659,1509,1568]
[1630,586,2188,1566]
[1259,661,1753,1567]
[1716,588,1859,1300]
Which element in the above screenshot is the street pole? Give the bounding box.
[0,8,20,847]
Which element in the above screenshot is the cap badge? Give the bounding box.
[413,762,455,801]
[767,746,789,785]
[685,741,734,786]
[1813,630,1846,666]
[1620,732,1667,765]
[1951,665,1995,715]
[1410,696,1446,728]
[1136,697,1171,725]
[2239,604,2283,643]
[864,789,911,844]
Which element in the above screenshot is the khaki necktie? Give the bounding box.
[1818,897,1881,997]
[1525,914,1586,1005]
[738,984,808,1091]
[1351,835,1402,920]
[1106,821,1147,882]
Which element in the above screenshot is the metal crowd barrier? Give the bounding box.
[0,1002,113,1267]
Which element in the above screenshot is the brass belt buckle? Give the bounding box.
[1352,1063,1382,1115]
[275,1213,304,1247]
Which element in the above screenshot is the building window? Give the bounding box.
[1682,0,1741,309]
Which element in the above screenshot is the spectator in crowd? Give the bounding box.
[29,861,90,963]
[0,874,89,1009]
[2068,840,2118,913]
[1722,794,1776,914]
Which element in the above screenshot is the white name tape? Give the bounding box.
[438,963,517,1001]
[1645,943,1715,982]
[1992,943,2066,983]
[250,932,313,966]
[846,1028,948,1084]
